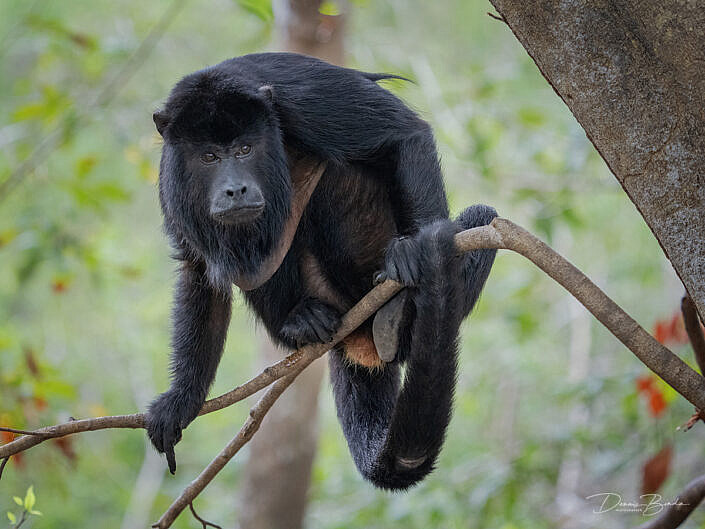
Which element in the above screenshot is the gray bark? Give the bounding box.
[489,0,705,319]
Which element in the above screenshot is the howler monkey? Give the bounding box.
[147,52,497,490]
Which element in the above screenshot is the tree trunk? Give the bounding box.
[237,3,346,529]
[272,0,346,64]
[489,0,705,319]
[237,334,326,529]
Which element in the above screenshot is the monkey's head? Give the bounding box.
[154,70,291,287]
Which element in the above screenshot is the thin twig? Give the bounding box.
[188,502,222,529]
[490,220,705,409]
[637,473,705,529]
[682,294,705,375]
[0,457,8,480]
[679,409,705,432]
[487,11,507,23]
[0,426,50,437]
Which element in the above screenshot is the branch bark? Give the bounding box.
[637,474,705,529]
[2,218,704,528]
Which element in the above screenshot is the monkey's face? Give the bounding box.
[154,75,291,231]
[181,138,267,226]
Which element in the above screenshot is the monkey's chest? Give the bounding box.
[299,250,385,369]
[294,163,400,369]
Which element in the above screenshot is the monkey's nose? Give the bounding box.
[225,185,247,198]
[211,182,265,224]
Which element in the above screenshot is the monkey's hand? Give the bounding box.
[279,298,342,348]
[383,220,459,287]
[146,389,201,474]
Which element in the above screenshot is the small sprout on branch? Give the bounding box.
[6,486,42,528]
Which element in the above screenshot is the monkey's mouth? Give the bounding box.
[211,203,265,225]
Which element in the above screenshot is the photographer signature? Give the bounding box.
[586,493,688,516]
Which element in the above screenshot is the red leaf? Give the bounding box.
[653,321,669,344]
[652,310,689,345]
[51,278,70,293]
[33,396,48,411]
[648,390,667,417]
[636,374,654,394]
[0,432,23,468]
[53,436,77,462]
[642,445,673,495]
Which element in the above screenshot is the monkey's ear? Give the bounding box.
[258,85,274,103]
[153,110,170,137]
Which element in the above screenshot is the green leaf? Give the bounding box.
[7,511,16,524]
[13,497,22,506]
[236,0,273,22]
[12,102,46,122]
[75,156,98,178]
[319,0,341,15]
[30,510,42,516]
[518,107,546,127]
[24,485,35,511]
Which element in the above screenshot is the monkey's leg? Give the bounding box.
[331,220,465,490]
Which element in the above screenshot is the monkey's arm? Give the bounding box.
[380,126,451,256]
[146,259,231,474]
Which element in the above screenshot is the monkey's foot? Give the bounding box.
[280,298,342,348]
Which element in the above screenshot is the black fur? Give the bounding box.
[147,52,497,488]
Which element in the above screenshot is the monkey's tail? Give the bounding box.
[362,72,414,84]
[330,212,496,490]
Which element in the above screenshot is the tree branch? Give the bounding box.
[2,218,704,528]
[153,372,302,527]
[637,474,705,529]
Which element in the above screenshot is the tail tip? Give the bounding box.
[396,454,428,470]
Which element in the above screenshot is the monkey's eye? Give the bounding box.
[199,152,219,164]
[237,144,252,157]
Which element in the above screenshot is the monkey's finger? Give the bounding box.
[166,447,177,475]
[373,270,387,285]
[307,312,331,342]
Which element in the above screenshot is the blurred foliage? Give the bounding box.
[0,0,702,528]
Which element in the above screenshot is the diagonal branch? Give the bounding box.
[636,474,705,529]
[2,218,705,528]
[153,372,302,528]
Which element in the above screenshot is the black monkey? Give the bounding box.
[147,52,497,490]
